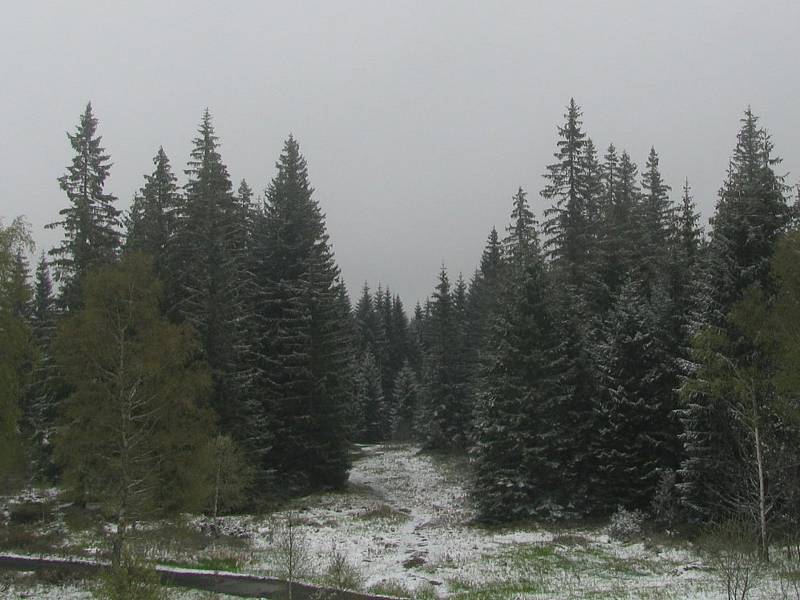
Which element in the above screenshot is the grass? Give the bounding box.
[442,537,695,599]
[368,579,414,597]
[449,580,550,599]
[367,579,440,599]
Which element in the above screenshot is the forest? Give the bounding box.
[2,98,800,587]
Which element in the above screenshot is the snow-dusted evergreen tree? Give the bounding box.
[419,266,470,449]
[355,284,386,356]
[126,147,181,264]
[680,108,792,519]
[504,187,537,267]
[593,279,680,511]
[461,229,504,433]
[408,301,426,374]
[473,192,562,519]
[170,110,252,436]
[466,227,503,342]
[46,103,121,310]
[374,285,396,403]
[541,98,592,288]
[254,135,352,491]
[596,147,641,310]
[537,103,605,509]
[22,255,62,480]
[706,108,792,319]
[677,179,703,265]
[392,361,419,441]
[546,287,599,513]
[389,294,413,386]
[638,147,673,295]
[663,179,704,355]
[353,350,386,442]
[236,179,255,234]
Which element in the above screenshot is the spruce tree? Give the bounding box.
[171,110,252,436]
[597,149,641,308]
[353,350,386,442]
[236,179,255,234]
[638,147,673,295]
[23,255,61,480]
[46,103,121,310]
[408,301,426,374]
[546,288,600,513]
[542,98,591,287]
[706,107,792,318]
[420,267,470,449]
[677,179,703,264]
[375,285,396,404]
[355,284,386,356]
[390,294,412,379]
[578,138,608,311]
[504,187,537,267]
[126,147,181,269]
[464,228,504,376]
[391,361,419,441]
[254,135,352,490]
[473,211,561,519]
[593,279,680,511]
[680,108,792,520]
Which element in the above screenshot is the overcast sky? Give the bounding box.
[2,1,798,306]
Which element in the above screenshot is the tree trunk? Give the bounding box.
[214,460,221,519]
[753,417,769,562]
[112,511,126,569]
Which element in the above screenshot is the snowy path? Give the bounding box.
[346,444,474,574]
[256,443,553,594]
[249,444,491,592]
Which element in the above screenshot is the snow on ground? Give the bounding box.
[1,444,792,598]
[237,444,787,598]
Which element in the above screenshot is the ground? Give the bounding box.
[0,443,794,598]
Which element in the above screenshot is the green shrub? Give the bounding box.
[322,546,363,591]
[94,554,166,600]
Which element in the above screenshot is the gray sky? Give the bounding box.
[2,1,798,306]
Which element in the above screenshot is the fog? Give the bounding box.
[2,0,798,304]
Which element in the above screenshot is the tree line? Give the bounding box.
[1,99,799,563]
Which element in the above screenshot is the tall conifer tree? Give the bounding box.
[171,111,252,435]
[254,135,352,490]
[47,103,121,310]
[680,108,792,519]
[126,147,181,268]
[542,98,591,287]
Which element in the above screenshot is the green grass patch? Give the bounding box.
[577,546,658,578]
[449,580,549,599]
[368,579,413,597]
[498,542,574,574]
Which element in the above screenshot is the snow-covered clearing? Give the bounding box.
[242,444,785,598]
[1,443,793,598]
